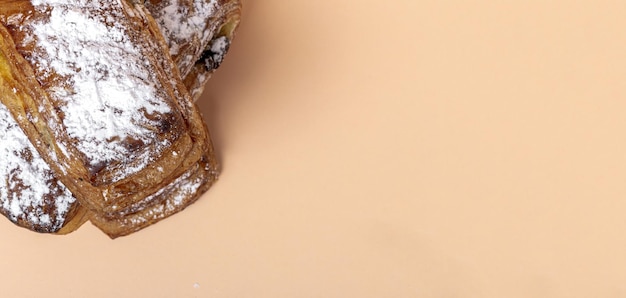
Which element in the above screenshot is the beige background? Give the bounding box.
[2,0,626,297]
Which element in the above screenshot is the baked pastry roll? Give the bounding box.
[0,102,88,233]
[0,0,219,237]
[145,0,241,100]
[0,20,89,234]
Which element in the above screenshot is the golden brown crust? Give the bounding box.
[90,150,218,238]
[55,203,90,234]
[0,0,232,237]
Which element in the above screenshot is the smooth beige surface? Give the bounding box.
[2,0,626,297]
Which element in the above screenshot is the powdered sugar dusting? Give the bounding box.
[204,35,229,70]
[0,104,74,231]
[149,0,218,74]
[27,0,174,178]
[153,0,218,55]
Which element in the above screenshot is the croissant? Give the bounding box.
[0,0,239,238]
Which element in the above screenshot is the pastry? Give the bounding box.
[0,20,89,234]
[0,101,88,233]
[0,0,221,238]
[145,0,242,100]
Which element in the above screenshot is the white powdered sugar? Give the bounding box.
[0,104,74,231]
[149,0,219,76]
[152,0,218,55]
[27,0,174,177]
[207,36,228,67]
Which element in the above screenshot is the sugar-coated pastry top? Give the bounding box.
[0,0,238,237]
[14,0,185,182]
[0,103,75,232]
[148,0,219,75]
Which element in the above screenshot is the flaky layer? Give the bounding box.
[146,0,242,100]
[91,149,218,238]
